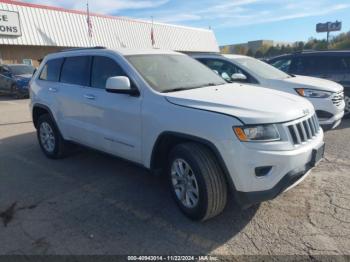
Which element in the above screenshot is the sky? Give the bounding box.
[20,0,350,46]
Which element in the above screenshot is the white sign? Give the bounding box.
[0,10,21,36]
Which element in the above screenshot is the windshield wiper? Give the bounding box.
[162,87,192,93]
[162,83,225,93]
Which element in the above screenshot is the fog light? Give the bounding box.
[255,166,272,177]
[316,110,333,120]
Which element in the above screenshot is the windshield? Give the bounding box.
[234,57,291,80]
[126,54,226,93]
[9,65,35,76]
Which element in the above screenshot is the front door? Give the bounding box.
[79,55,142,163]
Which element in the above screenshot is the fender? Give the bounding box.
[32,103,59,130]
[150,131,236,192]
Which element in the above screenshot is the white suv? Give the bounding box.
[30,48,325,221]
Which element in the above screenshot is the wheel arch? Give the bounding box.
[32,103,57,129]
[150,131,236,191]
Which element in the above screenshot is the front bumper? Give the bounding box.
[234,156,317,208]
[234,141,325,208]
[310,97,345,129]
[219,127,324,194]
[318,110,344,130]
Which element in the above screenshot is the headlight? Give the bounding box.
[295,88,332,98]
[233,124,280,142]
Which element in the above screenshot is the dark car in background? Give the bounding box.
[0,64,35,98]
[267,51,350,117]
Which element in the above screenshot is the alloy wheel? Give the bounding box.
[39,122,56,153]
[171,159,200,208]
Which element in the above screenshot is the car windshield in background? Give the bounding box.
[235,57,291,80]
[9,65,35,76]
[126,54,226,93]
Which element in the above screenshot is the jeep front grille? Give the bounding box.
[332,91,344,107]
[287,114,321,145]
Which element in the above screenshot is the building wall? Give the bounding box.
[0,0,219,53]
[247,40,273,53]
[220,40,294,54]
[0,45,62,66]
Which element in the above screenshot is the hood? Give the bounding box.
[271,75,343,93]
[165,83,314,124]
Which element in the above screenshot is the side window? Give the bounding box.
[327,56,349,72]
[39,58,64,82]
[0,66,10,75]
[293,56,328,75]
[198,58,257,83]
[91,56,126,89]
[271,58,291,72]
[198,59,240,81]
[60,56,91,86]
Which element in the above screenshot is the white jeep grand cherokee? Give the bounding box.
[30,47,325,221]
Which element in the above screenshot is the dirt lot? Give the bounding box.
[0,96,349,256]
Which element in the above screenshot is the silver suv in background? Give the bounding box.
[192,53,345,130]
[267,50,350,118]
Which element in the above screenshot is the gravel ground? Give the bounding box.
[0,96,349,257]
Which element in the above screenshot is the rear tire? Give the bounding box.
[168,142,228,221]
[37,114,69,159]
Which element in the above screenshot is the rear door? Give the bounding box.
[55,55,93,145]
[290,55,329,78]
[78,55,143,163]
[327,55,350,88]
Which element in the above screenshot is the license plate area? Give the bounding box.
[311,143,325,167]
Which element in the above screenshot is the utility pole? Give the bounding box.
[326,30,330,49]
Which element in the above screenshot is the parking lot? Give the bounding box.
[0,96,349,256]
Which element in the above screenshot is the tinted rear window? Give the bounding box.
[294,56,329,74]
[327,56,350,71]
[60,56,91,86]
[40,58,64,82]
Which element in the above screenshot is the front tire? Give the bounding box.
[37,114,69,159]
[168,143,228,221]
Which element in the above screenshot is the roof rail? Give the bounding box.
[59,46,106,52]
[292,49,316,54]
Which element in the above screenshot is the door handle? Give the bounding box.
[84,94,95,100]
[49,87,57,92]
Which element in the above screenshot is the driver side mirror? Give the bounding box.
[106,76,139,96]
[231,73,247,82]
